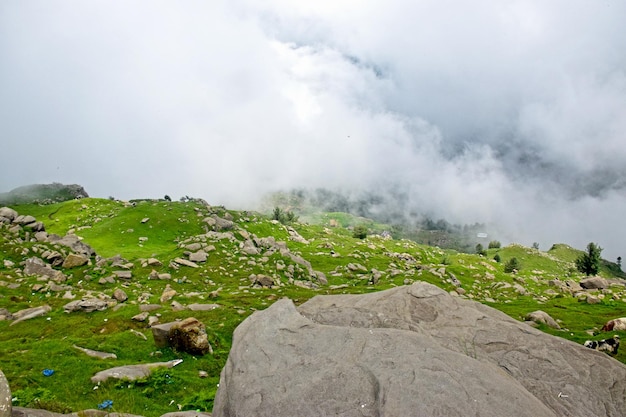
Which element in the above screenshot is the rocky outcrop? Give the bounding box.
[213,282,626,417]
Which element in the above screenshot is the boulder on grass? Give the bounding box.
[169,317,212,355]
[212,281,626,417]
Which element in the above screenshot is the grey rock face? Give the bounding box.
[0,369,11,417]
[213,282,626,417]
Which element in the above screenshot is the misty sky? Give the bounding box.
[1,1,625,259]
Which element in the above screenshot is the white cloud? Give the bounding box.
[1,0,625,259]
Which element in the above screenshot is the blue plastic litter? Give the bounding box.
[98,400,113,410]
[42,369,54,376]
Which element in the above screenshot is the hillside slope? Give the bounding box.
[0,183,89,206]
[1,198,625,416]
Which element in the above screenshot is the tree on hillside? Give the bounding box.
[504,257,520,273]
[353,224,368,239]
[271,207,299,224]
[575,242,603,276]
[488,240,501,249]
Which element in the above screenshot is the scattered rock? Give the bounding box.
[160,285,177,303]
[113,270,132,280]
[187,303,220,311]
[61,253,89,268]
[23,257,66,282]
[241,240,260,255]
[0,309,13,321]
[112,288,128,302]
[184,243,203,251]
[249,274,275,288]
[46,233,95,257]
[580,276,609,290]
[151,322,177,348]
[73,345,117,360]
[189,250,208,263]
[525,310,561,329]
[173,258,199,268]
[129,329,148,341]
[169,317,212,355]
[132,312,150,322]
[585,294,602,304]
[10,305,51,326]
[90,359,183,383]
[0,207,18,222]
[146,258,162,267]
[64,299,109,313]
[211,215,234,231]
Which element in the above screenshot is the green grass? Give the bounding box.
[1,197,626,416]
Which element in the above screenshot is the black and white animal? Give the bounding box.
[584,335,620,354]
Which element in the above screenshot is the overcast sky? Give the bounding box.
[1,1,625,259]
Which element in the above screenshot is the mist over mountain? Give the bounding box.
[1,1,624,260]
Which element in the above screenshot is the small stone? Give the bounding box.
[113,288,128,302]
[132,312,150,322]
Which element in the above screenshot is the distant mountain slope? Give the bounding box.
[0,183,88,205]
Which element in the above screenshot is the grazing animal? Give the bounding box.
[584,335,620,354]
[601,318,626,332]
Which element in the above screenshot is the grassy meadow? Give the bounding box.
[1,197,625,416]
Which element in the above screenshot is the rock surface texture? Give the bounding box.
[213,281,626,417]
[0,370,11,417]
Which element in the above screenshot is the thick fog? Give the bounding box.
[1,1,624,259]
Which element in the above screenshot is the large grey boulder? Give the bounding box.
[213,282,626,417]
[0,207,18,222]
[580,276,609,290]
